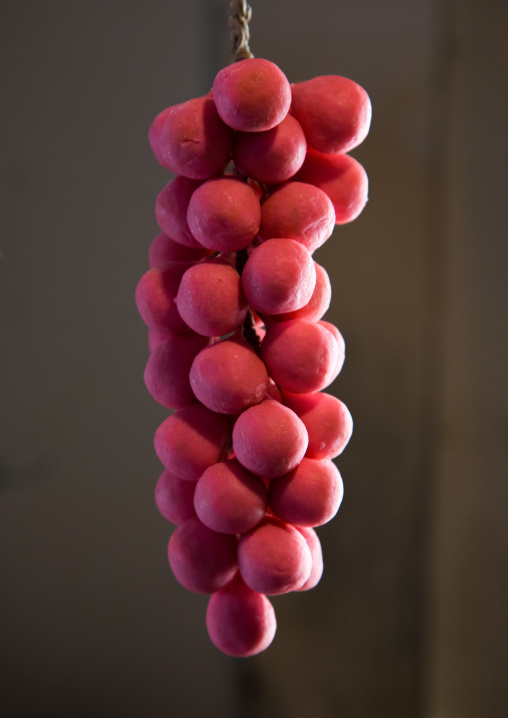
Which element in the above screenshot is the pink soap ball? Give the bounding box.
[261,320,339,394]
[176,258,248,337]
[232,400,308,479]
[319,320,346,380]
[135,265,193,335]
[267,261,331,323]
[290,75,371,154]
[194,459,268,535]
[258,181,335,253]
[213,58,292,132]
[154,404,231,480]
[295,148,368,224]
[242,238,316,315]
[155,176,203,248]
[295,527,323,591]
[265,377,282,403]
[187,177,261,252]
[154,470,197,525]
[233,114,307,185]
[238,517,312,595]
[281,390,353,460]
[149,94,233,179]
[167,517,238,594]
[144,333,210,409]
[148,326,175,352]
[206,574,276,657]
[268,458,344,528]
[149,233,211,268]
[190,335,268,415]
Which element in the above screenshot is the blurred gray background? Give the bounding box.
[1,0,507,716]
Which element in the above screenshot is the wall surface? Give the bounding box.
[0,1,506,717]
[425,1,508,716]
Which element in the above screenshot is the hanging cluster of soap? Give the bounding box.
[136,53,370,656]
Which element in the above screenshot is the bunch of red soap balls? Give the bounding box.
[137,57,370,657]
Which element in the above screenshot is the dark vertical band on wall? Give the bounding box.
[417,0,456,715]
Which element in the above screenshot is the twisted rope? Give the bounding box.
[229,2,260,351]
[229,0,254,61]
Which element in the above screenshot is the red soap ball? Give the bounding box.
[206,574,276,657]
[154,404,231,480]
[135,265,193,335]
[295,527,323,591]
[233,114,307,185]
[167,517,238,594]
[281,390,352,460]
[213,58,292,132]
[238,517,312,595]
[149,94,233,179]
[148,326,175,352]
[155,176,203,247]
[154,470,197,525]
[268,458,343,528]
[144,333,210,409]
[268,261,331,323]
[232,400,308,479]
[319,320,346,380]
[242,238,316,315]
[258,181,335,253]
[290,75,371,154]
[187,177,261,252]
[194,459,268,534]
[295,148,368,224]
[176,259,248,337]
[265,377,282,403]
[261,320,339,394]
[190,335,268,415]
[149,233,211,268]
